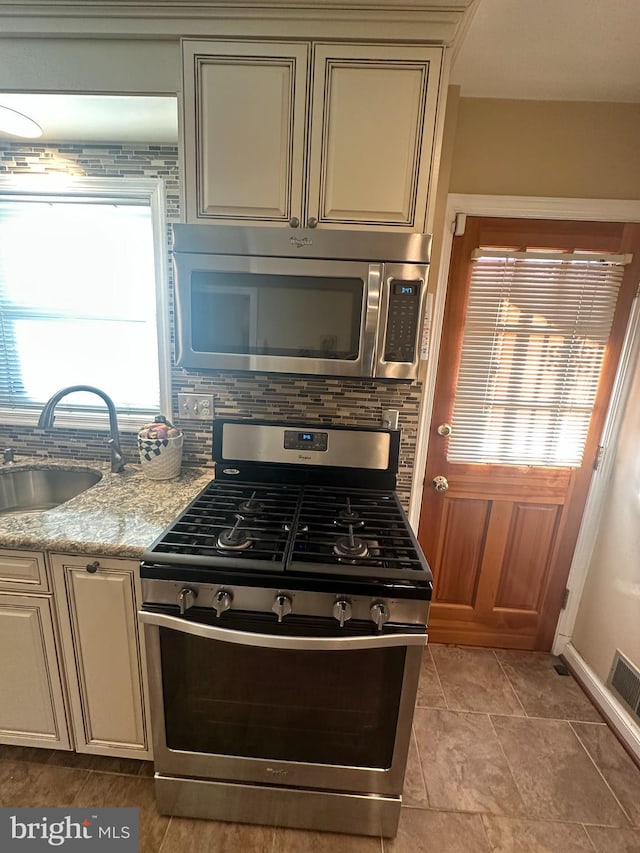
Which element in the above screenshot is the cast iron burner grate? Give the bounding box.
[145,481,429,583]
[289,486,426,576]
[149,481,299,563]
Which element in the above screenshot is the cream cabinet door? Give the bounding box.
[0,593,71,749]
[182,40,309,225]
[51,555,151,760]
[307,43,444,232]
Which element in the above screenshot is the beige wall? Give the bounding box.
[571,341,640,684]
[448,98,640,199]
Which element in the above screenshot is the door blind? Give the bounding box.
[447,251,627,467]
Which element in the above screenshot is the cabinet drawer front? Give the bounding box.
[0,593,71,749]
[0,549,48,592]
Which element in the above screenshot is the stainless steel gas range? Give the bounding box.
[138,419,432,838]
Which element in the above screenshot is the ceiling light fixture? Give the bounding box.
[0,105,43,139]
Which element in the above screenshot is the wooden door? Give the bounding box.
[307,42,443,231]
[52,554,152,759]
[418,217,640,650]
[182,40,308,225]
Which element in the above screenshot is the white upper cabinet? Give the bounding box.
[307,43,442,231]
[182,41,308,226]
[181,39,444,232]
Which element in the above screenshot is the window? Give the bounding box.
[447,249,627,467]
[0,177,170,427]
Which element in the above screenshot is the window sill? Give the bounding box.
[0,406,158,433]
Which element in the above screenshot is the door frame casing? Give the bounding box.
[409,193,640,649]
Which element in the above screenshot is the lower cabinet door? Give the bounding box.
[51,554,152,760]
[0,593,71,749]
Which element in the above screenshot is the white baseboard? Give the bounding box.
[562,642,640,764]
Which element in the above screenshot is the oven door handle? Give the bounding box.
[138,610,427,651]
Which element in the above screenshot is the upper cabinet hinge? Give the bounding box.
[453,212,466,236]
[561,588,570,610]
[594,445,605,470]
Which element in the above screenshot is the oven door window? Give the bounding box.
[159,621,405,769]
[190,271,363,360]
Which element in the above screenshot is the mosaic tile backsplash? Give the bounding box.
[0,143,425,506]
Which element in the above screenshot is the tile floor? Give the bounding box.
[1,646,639,852]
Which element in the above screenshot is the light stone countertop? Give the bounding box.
[0,457,213,558]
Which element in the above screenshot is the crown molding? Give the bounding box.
[0,0,472,42]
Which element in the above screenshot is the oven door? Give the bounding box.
[139,607,425,796]
[173,253,380,377]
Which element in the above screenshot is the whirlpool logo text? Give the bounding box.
[0,809,139,851]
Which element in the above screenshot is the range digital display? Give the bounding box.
[284,430,328,452]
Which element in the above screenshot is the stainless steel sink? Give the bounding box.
[0,468,102,516]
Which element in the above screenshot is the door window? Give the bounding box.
[447,249,626,467]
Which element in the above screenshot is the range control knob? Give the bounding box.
[370,601,390,631]
[272,593,292,623]
[333,599,352,627]
[213,589,233,618]
[177,587,197,616]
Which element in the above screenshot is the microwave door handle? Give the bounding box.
[362,264,382,376]
[138,610,426,651]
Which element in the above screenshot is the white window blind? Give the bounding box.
[447,250,627,467]
[0,192,161,415]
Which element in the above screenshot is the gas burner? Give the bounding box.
[238,494,264,516]
[334,512,364,528]
[333,498,365,528]
[333,534,369,560]
[217,530,254,551]
[217,517,254,551]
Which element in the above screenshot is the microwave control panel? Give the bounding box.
[384,280,422,362]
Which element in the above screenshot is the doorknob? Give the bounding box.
[437,423,452,436]
[432,475,449,493]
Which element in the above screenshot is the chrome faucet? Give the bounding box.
[38,385,125,473]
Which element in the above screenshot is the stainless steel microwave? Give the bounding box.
[172,225,431,380]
